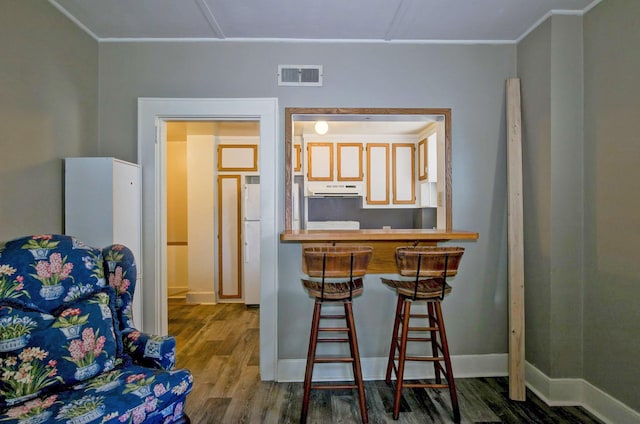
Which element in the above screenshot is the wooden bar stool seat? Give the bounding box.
[300,246,373,424]
[381,246,465,422]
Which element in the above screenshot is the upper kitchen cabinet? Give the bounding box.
[306,142,333,181]
[366,143,390,205]
[337,143,363,181]
[285,108,452,230]
[392,143,415,204]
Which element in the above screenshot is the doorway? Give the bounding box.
[165,120,261,305]
[138,98,279,380]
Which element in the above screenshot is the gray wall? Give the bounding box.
[517,15,585,379]
[517,0,640,411]
[583,0,640,410]
[518,18,553,376]
[0,1,98,240]
[98,41,516,358]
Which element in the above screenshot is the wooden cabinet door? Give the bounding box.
[293,144,302,172]
[307,142,333,181]
[218,175,242,299]
[337,143,363,181]
[393,143,415,204]
[366,143,389,205]
[418,138,427,181]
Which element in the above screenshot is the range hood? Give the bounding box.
[306,182,363,197]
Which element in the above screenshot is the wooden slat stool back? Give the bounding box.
[380,246,465,422]
[300,245,373,424]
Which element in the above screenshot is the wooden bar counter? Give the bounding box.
[280,229,478,274]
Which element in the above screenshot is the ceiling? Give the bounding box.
[49,0,599,43]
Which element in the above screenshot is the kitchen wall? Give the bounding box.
[98,41,515,361]
[0,0,98,240]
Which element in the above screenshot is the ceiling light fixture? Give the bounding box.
[315,120,329,135]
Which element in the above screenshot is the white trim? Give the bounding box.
[277,353,508,382]
[47,0,99,40]
[184,291,217,304]
[583,0,604,15]
[137,97,279,381]
[50,0,603,46]
[97,37,516,45]
[516,3,603,43]
[525,362,640,424]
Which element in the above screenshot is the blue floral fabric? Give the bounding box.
[0,288,122,409]
[0,365,193,424]
[102,245,176,371]
[0,235,192,423]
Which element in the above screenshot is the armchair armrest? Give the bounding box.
[122,328,177,371]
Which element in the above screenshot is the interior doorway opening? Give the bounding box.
[165,120,261,306]
[137,97,278,380]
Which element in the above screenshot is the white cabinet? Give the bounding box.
[366,143,390,205]
[392,143,415,204]
[64,157,143,328]
[218,175,242,299]
[337,143,363,181]
[307,142,334,181]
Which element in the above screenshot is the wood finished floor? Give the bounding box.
[168,301,603,424]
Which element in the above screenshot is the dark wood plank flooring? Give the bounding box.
[168,301,603,424]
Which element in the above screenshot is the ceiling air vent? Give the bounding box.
[278,65,323,86]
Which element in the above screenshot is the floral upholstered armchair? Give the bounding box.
[0,234,192,424]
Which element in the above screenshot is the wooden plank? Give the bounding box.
[301,241,437,275]
[506,78,526,401]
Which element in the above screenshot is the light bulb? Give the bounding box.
[314,120,328,135]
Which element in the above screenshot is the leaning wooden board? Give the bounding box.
[506,78,526,401]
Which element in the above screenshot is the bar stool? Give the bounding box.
[300,245,373,424]
[380,246,465,422]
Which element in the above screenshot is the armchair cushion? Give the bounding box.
[0,287,122,409]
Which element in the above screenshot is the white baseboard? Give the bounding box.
[277,353,508,383]
[525,362,640,424]
[167,286,189,296]
[185,291,216,304]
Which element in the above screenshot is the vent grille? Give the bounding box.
[278,65,323,86]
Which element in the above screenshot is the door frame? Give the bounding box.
[138,98,279,380]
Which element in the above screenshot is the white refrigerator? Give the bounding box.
[243,183,261,306]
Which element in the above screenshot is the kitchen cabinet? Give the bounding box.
[337,143,363,181]
[294,144,302,173]
[418,138,427,181]
[392,143,415,204]
[217,144,258,171]
[218,175,242,299]
[64,157,143,327]
[307,142,333,181]
[366,143,390,205]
